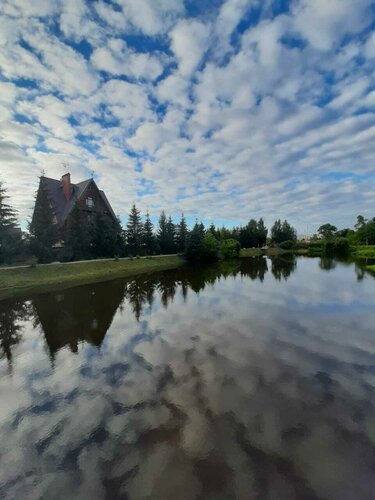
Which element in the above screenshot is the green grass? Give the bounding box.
[240,247,308,258]
[353,246,375,258]
[0,255,185,300]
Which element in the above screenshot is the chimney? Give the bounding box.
[61,173,72,200]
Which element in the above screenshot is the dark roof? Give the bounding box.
[40,176,116,226]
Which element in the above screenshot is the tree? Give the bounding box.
[184,222,205,262]
[126,204,143,256]
[0,182,22,264]
[222,238,240,259]
[357,217,375,245]
[143,211,155,255]
[175,213,188,252]
[92,212,123,258]
[318,223,337,239]
[29,178,58,263]
[355,215,367,230]
[165,216,176,254]
[157,210,168,254]
[256,218,268,247]
[65,206,92,261]
[202,231,220,261]
[271,219,296,244]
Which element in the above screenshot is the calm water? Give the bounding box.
[1,256,375,500]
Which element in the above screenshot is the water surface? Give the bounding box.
[1,256,375,499]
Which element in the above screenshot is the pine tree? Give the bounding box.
[91,212,122,258]
[185,222,205,262]
[176,213,188,252]
[157,210,168,254]
[256,218,268,247]
[0,182,22,264]
[29,178,58,263]
[165,216,176,254]
[143,211,155,255]
[126,204,143,256]
[65,206,92,261]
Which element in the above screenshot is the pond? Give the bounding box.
[0,256,375,499]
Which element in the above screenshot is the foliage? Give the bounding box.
[143,211,156,255]
[318,223,338,239]
[0,182,23,264]
[184,222,205,262]
[221,238,240,259]
[29,179,58,263]
[165,216,176,254]
[271,219,296,244]
[91,212,123,258]
[65,206,92,261]
[175,213,188,252]
[357,217,375,245]
[126,204,143,255]
[279,240,296,250]
[323,237,349,257]
[202,231,220,261]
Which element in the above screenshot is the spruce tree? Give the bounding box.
[157,210,168,254]
[91,212,122,258]
[65,206,92,261]
[176,213,188,252]
[29,178,57,263]
[256,218,268,247]
[126,204,143,256]
[0,182,22,264]
[143,211,155,255]
[165,216,176,254]
[185,222,205,262]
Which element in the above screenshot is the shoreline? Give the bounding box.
[0,255,185,301]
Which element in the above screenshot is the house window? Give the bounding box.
[86,197,94,209]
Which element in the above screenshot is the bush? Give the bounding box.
[279,240,295,250]
[202,231,220,261]
[324,237,349,257]
[221,239,240,259]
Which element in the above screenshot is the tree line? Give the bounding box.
[0,179,374,265]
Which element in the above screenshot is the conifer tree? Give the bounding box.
[176,213,188,252]
[143,211,155,255]
[29,178,57,263]
[65,206,92,261]
[126,204,143,256]
[185,222,205,262]
[91,212,123,258]
[256,218,268,246]
[165,216,176,253]
[157,210,168,254]
[0,182,22,264]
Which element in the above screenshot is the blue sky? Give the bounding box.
[0,0,374,235]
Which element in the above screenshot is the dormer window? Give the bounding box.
[86,197,94,209]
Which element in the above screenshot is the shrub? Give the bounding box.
[333,237,349,256]
[221,239,240,259]
[279,240,295,250]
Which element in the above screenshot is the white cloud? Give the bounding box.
[170,19,211,76]
[292,0,373,51]
[364,31,375,59]
[115,0,185,36]
[91,39,164,80]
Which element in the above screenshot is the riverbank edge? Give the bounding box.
[0,255,185,300]
[240,248,308,257]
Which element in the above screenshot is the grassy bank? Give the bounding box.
[240,247,308,257]
[352,246,375,259]
[0,255,185,300]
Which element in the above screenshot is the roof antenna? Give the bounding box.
[62,162,69,174]
[90,170,95,179]
[40,168,46,177]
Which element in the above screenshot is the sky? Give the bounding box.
[0,0,374,235]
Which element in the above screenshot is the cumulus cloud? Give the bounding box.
[0,0,374,230]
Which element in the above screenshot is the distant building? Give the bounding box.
[32,173,117,245]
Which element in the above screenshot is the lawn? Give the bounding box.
[0,255,185,300]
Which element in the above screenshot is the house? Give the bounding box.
[33,173,117,244]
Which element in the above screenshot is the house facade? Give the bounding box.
[33,173,117,244]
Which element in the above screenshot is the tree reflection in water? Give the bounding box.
[0,299,32,369]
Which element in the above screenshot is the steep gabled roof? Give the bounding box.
[40,176,116,226]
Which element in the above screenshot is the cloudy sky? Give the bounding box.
[0,0,374,234]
